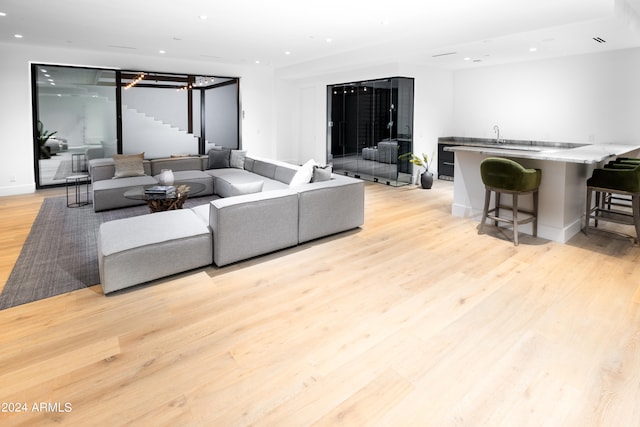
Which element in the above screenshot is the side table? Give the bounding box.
[72,153,87,172]
[66,174,90,207]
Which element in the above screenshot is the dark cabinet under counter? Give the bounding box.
[438,143,455,180]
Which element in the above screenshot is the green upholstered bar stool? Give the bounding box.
[585,164,640,243]
[601,158,640,211]
[479,157,542,246]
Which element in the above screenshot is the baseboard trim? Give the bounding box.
[0,183,36,197]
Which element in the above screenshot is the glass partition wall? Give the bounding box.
[32,64,240,188]
[327,77,414,186]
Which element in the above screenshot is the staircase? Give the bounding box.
[121,107,199,159]
[89,89,201,159]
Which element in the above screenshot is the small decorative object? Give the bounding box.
[398,151,434,189]
[159,169,174,186]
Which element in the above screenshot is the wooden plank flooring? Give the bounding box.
[1,181,640,426]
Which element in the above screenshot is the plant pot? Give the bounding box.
[420,171,434,189]
[39,145,51,159]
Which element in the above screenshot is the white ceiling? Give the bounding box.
[2,0,640,77]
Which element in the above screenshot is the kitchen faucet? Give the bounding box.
[493,125,503,143]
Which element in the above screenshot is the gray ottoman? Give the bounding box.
[98,209,213,294]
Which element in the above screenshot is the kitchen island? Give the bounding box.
[441,137,640,243]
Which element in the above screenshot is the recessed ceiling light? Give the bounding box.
[0,12,7,16]
[529,47,538,52]
[44,74,50,77]
[14,34,23,39]
[464,57,471,61]
[159,50,166,54]
[255,60,260,64]
[50,82,55,86]
[325,38,333,43]
[284,51,291,55]
[199,15,207,20]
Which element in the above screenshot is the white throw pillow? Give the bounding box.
[289,159,317,187]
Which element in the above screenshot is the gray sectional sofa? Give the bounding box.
[95,154,365,294]
[90,155,215,212]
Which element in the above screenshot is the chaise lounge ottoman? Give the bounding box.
[98,209,213,294]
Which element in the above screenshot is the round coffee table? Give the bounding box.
[124,182,206,213]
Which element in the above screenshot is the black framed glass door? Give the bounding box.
[327,77,414,186]
[32,64,240,188]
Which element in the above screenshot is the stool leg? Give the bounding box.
[532,189,538,238]
[634,195,640,244]
[479,187,491,235]
[513,193,519,246]
[494,191,501,227]
[594,190,601,228]
[585,186,592,234]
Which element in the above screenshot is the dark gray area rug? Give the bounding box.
[0,195,218,310]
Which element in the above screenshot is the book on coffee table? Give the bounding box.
[144,185,176,194]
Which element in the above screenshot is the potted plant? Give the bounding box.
[36,120,57,159]
[399,151,434,189]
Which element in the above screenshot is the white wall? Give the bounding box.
[452,47,640,144]
[0,42,276,196]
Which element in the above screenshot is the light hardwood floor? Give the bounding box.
[1,182,640,426]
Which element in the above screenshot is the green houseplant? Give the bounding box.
[398,151,434,189]
[37,120,57,159]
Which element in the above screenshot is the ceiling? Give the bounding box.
[2,0,640,78]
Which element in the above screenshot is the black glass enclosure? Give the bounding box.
[327,77,414,186]
[32,64,240,188]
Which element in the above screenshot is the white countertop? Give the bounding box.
[444,141,640,164]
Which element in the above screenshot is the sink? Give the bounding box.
[465,140,588,153]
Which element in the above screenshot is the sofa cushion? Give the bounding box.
[160,170,215,196]
[207,168,288,195]
[209,189,299,266]
[113,152,145,178]
[312,164,332,183]
[150,157,203,175]
[274,165,298,184]
[244,157,255,172]
[253,160,277,179]
[92,175,158,212]
[208,149,230,169]
[98,209,213,293]
[230,150,246,169]
[214,173,265,198]
[229,181,263,196]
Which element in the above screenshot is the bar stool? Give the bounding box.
[479,157,542,246]
[602,158,640,210]
[585,163,640,243]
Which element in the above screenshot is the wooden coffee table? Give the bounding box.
[124,182,206,213]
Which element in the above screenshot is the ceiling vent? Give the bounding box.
[593,37,606,43]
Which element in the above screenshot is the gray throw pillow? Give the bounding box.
[230,180,264,196]
[112,152,145,178]
[311,164,332,183]
[230,150,247,169]
[208,149,230,169]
